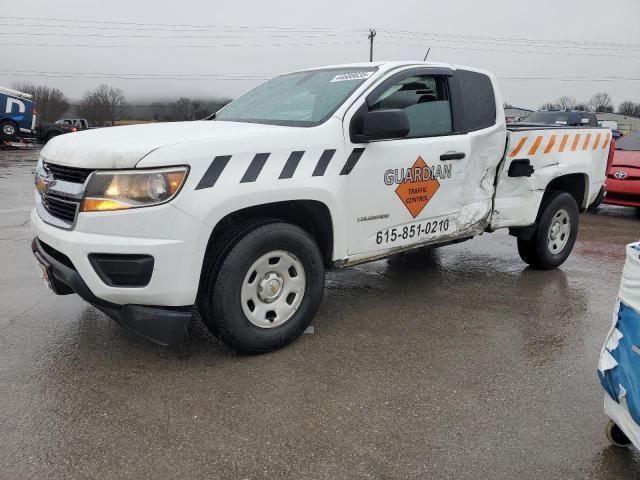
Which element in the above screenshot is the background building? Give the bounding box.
[596,112,640,134]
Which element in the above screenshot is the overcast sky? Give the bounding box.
[2,0,639,110]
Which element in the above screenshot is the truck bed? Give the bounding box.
[491,125,611,229]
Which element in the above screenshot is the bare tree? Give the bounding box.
[588,92,613,112]
[540,102,559,111]
[11,82,69,123]
[574,103,589,112]
[557,96,577,110]
[77,85,128,126]
[618,101,640,116]
[170,97,210,121]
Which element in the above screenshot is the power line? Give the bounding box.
[0,21,363,35]
[2,41,364,48]
[3,15,639,50]
[380,32,640,53]
[3,26,637,53]
[377,41,640,58]
[0,15,364,32]
[378,28,640,51]
[7,40,638,58]
[0,31,363,39]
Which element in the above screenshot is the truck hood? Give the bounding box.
[40,121,292,169]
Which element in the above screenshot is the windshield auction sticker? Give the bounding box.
[330,71,374,82]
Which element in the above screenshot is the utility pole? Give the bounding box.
[368,29,377,62]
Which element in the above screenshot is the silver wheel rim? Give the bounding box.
[240,250,306,328]
[547,208,571,254]
[3,124,15,135]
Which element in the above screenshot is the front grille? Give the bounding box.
[39,161,95,225]
[43,161,95,184]
[41,192,79,224]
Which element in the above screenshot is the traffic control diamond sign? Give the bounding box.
[394,156,440,218]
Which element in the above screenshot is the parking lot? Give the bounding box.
[1,147,640,479]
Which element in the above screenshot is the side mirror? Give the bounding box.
[360,109,410,141]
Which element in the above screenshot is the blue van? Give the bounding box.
[1,86,37,138]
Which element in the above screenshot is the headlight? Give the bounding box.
[34,157,46,193]
[80,167,188,212]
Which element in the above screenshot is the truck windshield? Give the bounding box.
[215,68,377,127]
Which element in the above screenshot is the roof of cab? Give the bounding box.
[284,61,497,80]
[289,61,456,74]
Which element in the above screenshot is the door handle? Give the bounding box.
[440,152,465,161]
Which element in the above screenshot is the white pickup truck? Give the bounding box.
[31,62,612,353]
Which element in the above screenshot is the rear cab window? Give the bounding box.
[455,69,497,131]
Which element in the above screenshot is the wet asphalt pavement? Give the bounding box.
[2,147,640,479]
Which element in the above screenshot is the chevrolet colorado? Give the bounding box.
[31,62,612,353]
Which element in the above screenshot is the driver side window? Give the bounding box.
[369,75,452,137]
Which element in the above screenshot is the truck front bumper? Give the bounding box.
[32,237,193,345]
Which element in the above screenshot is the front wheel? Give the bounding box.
[200,221,325,354]
[1,121,18,137]
[517,192,579,270]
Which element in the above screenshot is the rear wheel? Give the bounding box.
[517,192,579,269]
[199,221,325,353]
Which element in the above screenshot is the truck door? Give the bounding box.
[342,68,473,258]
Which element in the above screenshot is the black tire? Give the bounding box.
[588,186,605,212]
[517,192,579,270]
[197,218,274,337]
[605,420,631,448]
[199,221,325,354]
[1,121,18,138]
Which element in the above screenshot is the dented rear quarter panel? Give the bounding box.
[490,127,610,229]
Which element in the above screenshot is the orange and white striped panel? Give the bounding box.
[508,131,611,157]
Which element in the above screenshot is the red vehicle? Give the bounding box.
[603,131,640,208]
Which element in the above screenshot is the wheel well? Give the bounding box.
[543,174,588,211]
[205,200,334,266]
